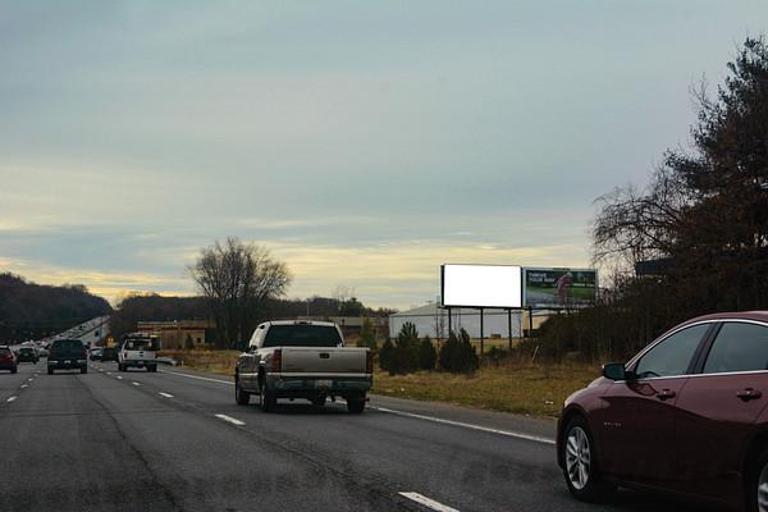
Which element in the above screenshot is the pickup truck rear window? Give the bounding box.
[263,325,342,348]
[123,339,155,350]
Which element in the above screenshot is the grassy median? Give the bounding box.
[161,349,599,418]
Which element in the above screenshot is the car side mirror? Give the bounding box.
[602,362,627,381]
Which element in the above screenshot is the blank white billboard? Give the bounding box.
[441,264,522,308]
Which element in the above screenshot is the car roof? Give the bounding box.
[679,310,768,326]
[265,320,338,328]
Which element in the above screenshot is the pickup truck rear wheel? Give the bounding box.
[347,397,365,414]
[235,378,251,405]
[259,386,276,413]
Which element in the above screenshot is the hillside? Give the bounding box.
[0,273,112,342]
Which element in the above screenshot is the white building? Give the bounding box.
[389,303,522,340]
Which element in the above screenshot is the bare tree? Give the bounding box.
[190,237,291,348]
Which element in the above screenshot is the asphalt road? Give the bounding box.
[0,362,719,512]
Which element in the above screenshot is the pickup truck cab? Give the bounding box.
[235,321,372,413]
[117,333,158,372]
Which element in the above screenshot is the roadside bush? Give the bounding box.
[418,336,437,371]
[379,338,396,375]
[394,322,419,374]
[484,346,508,367]
[357,317,378,355]
[439,328,479,374]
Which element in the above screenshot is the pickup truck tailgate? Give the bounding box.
[279,347,367,374]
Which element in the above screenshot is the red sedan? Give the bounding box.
[558,311,768,511]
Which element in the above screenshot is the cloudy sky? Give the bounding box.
[1,1,766,309]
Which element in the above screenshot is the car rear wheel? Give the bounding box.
[347,397,365,414]
[81,367,87,374]
[235,378,250,406]
[11,366,17,374]
[47,368,53,375]
[259,385,276,413]
[751,447,768,512]
[562,416,614,502]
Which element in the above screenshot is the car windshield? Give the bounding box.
[263,325,342,348]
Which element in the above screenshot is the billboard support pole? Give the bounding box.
[528,305,534,337]
[447,307,452,336]
[479,307,484,355]
[507,309,513,350]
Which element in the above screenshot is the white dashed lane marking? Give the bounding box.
[214,414,246,426]
[398,492,461,512]
[158,392,174,398]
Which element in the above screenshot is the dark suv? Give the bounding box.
[558,311,768,511]
[47,339,88,374]
[16,347,39,364]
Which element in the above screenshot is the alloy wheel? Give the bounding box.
[565,426,591,491]
[758,461,768,512]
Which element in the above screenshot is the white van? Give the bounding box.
[118,334,158,372]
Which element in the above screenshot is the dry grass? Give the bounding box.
[373,361,601,418]
[161,349,601,418]
[160,349,239,376]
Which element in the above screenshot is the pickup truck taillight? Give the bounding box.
[271,349,282,372]
[366,350,373,374]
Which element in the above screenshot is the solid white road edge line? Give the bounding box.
[398,492,461,512]
[215,414,245,426]
[374,406,556,446]
[161,370,232,385]
[6,396,17,403]
[158,392,174,398]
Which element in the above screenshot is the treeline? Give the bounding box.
[110,292,390,346]
[538,38,768,361]
[0,273,112,342]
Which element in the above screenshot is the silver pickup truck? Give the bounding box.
[235,320,372,413]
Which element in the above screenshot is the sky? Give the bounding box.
[1,1,766,310]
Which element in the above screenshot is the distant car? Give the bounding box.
[0,346,17,374]
[16,347,39,364]
[47,339,88,374]
[101,347,118,362]
[118,334,158,372]
[89,347,103,361]
[558,311,768,511]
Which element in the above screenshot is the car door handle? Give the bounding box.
[737,389,762,402]
[656,389,677,401]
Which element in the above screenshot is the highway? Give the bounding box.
[0,362,712,512]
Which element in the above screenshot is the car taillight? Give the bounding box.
[271,349,282,372]
[366,350,373,374]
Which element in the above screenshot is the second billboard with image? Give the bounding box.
[523,268,597,308]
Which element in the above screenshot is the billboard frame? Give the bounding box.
[440,263,523,310]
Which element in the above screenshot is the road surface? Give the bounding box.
[0,362,716,512]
